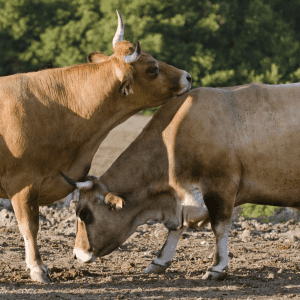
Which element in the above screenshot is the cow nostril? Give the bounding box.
[186,75,192,83]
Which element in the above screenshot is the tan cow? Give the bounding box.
[66,82,300,280]
[0,11,191,283]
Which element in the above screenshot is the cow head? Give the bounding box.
[86,11,192,109]
[60,172,152,262]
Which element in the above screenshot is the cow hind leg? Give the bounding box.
[143,227,186,274]
[11,186,50,283]
[202,191,234,280]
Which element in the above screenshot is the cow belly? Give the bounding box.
[0,188,9,199]
[236,173,300,208]
[236,130,300,207]
[0,179,9,198]
[236,186,300,208]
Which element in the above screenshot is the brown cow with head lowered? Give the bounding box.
[67,83,300,280]
[0,10,191,283]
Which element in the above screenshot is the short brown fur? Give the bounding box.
[75,82,300,280]
[0,23,191,282]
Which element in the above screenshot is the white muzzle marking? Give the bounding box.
[175,71,192,95]
[73,248,95,263]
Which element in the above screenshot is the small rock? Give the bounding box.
[286,219,296,226]
[0,199,12,210]
[39,215,48,223]
[121,262,133,270]
[241,229,252,239]
[181,233,189,239]
[230,229,239,236]
[70,200,77,211]
[289,235,299,242]
[154,229,166,239]
[278,269,283,274]
[260,224,272,232]
[0,209,9,219]
[241,221,252,230]
[0,209,17,226]
[264,231,279,240]
[67,215,76,222]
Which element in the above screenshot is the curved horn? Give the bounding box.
[60,171,94,191]
[112,10,125,49]
[76,181,93,191]
[123,41,142,64]
[60,171,77,187]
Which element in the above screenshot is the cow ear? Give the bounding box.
[119,78,134,96]
[114,64,134,96]
[87,51,108,63]
[104,193,125,210]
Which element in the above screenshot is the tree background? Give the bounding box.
[1,0,300,87]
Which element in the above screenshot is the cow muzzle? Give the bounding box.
[175,71,192,96]
[73,248,96,263]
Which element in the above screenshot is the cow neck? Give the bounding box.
[99,126,174,205]
[56,61,124,119]
[25,61,142,186]
[33,61,140,147]
[98,96,191,209]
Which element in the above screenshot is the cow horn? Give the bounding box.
[60,171,94,191]
[123,41,142,64]
[76,181,93,191]
[112,10,124,49]
[60,171,77,187]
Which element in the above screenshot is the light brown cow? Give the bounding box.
[0,11,191,283]
[66,82,300,280]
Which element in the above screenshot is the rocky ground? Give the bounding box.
[1,115,300,299]
[1,200,300,299]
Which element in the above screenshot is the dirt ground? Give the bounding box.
[1,115,300,299]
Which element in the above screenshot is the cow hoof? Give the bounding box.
[143,263,167,274]
[202,270,227,280]
[31,269,51,284]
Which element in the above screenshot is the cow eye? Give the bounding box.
[79,207,93,225]
[147,67,159,75]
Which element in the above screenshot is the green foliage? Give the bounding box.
[1,0,300,103]
[241,204,279,219]
[141,107,158,116]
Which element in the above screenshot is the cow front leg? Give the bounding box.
[11,186,50,283]
[202,192,234,280]
[143,227,186,274]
